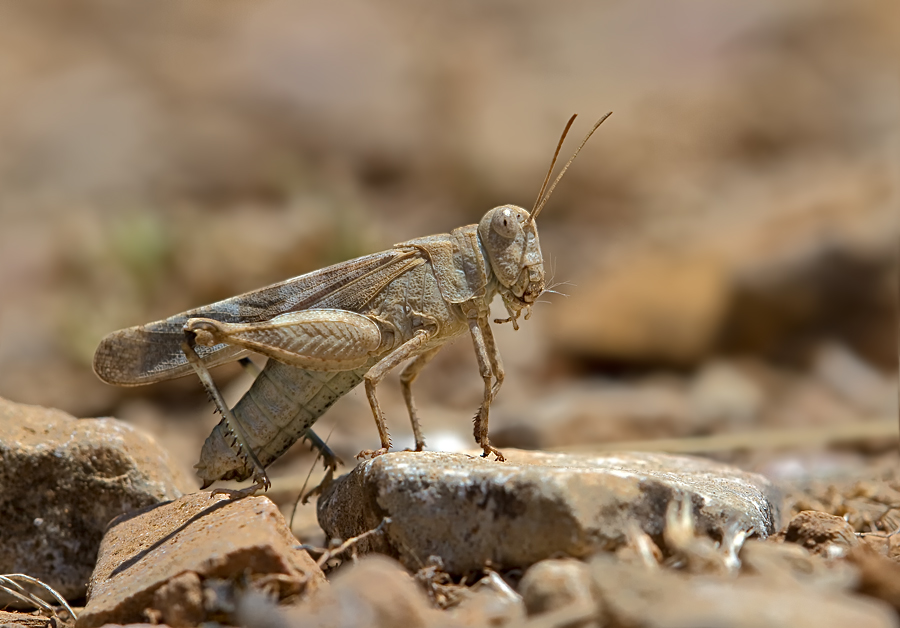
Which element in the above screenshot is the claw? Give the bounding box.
[323,452,343,471]
[481,443,505,462]
[300,467,334,505]
[301,430,343,471]
[356,448,390,460]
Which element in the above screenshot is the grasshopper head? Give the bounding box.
[478,205,544,326]
[477,112,612,329]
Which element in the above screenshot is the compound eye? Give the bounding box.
[491,207,520,238]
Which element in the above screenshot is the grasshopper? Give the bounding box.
[93,112,612,492]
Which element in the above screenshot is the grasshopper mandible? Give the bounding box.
[93,112,612,492]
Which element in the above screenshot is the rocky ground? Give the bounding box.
[1,396,898,627]
[0,1,897,627]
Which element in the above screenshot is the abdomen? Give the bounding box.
[195,359,368,486]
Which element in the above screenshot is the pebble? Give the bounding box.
[519,558,595,618]
[783,510,860,559]
[448,571,525,627]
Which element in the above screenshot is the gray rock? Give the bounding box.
[317,449,781,573]
[77,492,325,628]
[0,397,195,602]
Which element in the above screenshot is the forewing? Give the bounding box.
[93,248,421,385]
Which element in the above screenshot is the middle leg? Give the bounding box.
[358,330,433,459]
[398,345,442,451]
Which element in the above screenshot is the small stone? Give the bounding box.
[0,397,195,602]
[518,559,595,618]
[77,492,324,628]
[317,450,781,573]
[449,571,525,627]
[784,511,860,559]
[284,555,444,628]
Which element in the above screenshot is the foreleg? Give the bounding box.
[467,314,505,461]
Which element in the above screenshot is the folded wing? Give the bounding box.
[93,248,422,385]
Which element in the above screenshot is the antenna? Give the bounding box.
[531,114,577,216]
[531,111,612,223]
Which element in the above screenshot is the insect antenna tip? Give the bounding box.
[531,111,612,223]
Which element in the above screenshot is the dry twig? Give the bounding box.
[0,573,77,623]
[297,517,392,569]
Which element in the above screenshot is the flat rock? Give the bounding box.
[0,397,195,601]
[317,450,781,573]
[78,492,325,628]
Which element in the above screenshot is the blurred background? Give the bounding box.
[0,0,897,507]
